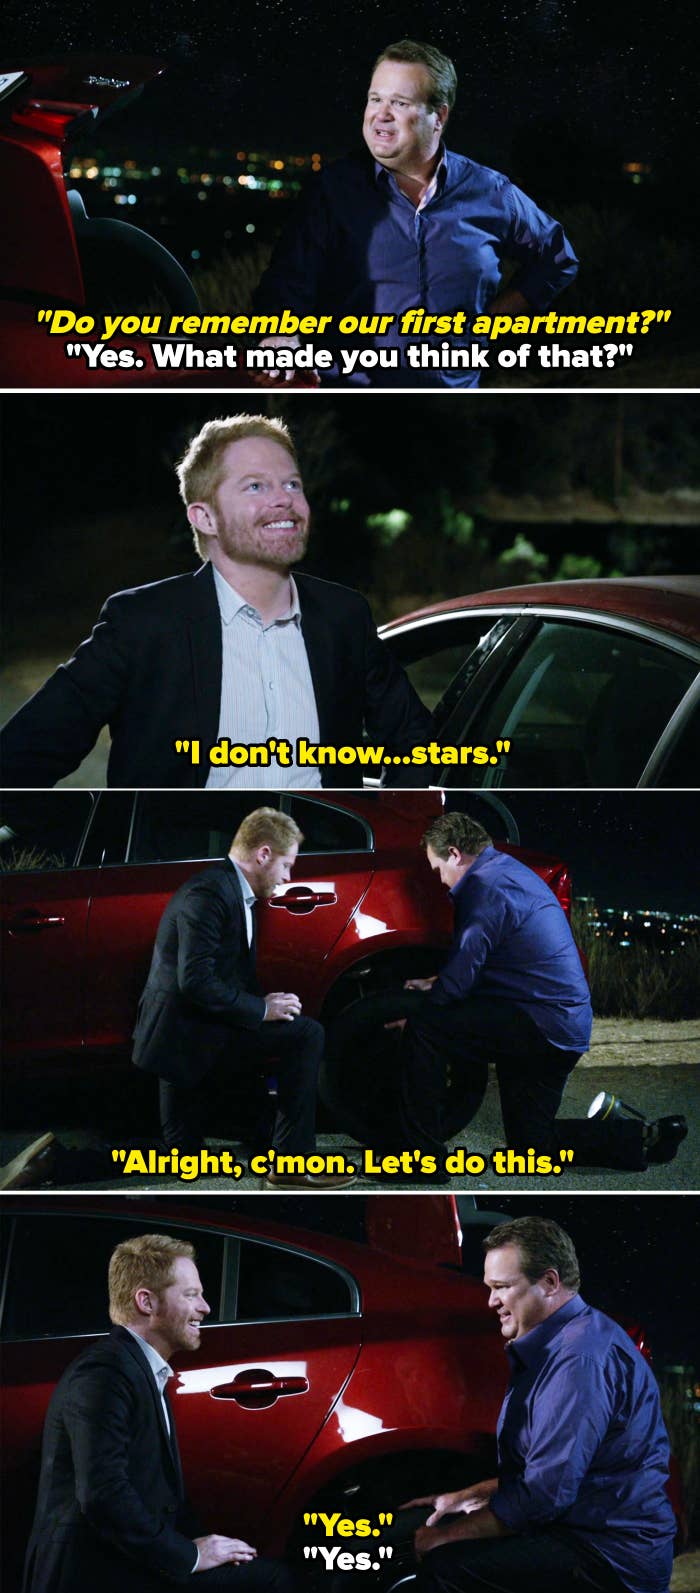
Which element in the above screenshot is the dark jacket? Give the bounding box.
[255,148,579,388]
[23,1326,199,1593]
[0,564,432,788]
[133,857,266,1086]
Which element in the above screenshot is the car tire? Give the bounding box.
[321,990,477,1142]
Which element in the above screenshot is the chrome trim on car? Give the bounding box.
[638,672,700,785]
[382,605,700,664]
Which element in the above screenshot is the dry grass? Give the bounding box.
[572,906,700,1019]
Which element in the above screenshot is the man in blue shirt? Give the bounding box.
[408,1215,676,1593]
[397,813,685,1169]
[254,40,578,388]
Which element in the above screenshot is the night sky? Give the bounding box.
[3,0,696,170]
[3,392,699,541]
[476,792,700,915]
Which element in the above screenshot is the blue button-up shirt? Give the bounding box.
[255,147,578,387]
[429,845,592,1051]
[490,1295,676,1593]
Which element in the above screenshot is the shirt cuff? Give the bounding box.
[191,1546,200,1573]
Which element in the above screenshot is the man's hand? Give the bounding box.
[414,1520,469,1558]
[426,1481,498,1523]
[483,288,532,319]
[384,975,436,1029]
[250,334,302,386]
[193,1535,258,1570]
[400,1480,496,1518]
[264,992,302,1022]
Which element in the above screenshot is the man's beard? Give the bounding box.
[214,513,310,571]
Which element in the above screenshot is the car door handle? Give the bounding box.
[211,1370,309,1406]
[7,909,66,933]
[269,886,337,914]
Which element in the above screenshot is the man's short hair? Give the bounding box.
[108,1233,196,1325]
[176,415,300,560]
[483,1216,581,1291]
[232,806,303,858]
[422,812,492,859]
[373,40,457,111]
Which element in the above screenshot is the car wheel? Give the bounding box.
[292,1452,488,1593]
[321,991,477,1141]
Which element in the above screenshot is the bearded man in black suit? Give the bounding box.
[133,805,353,1189]
[23,1232,295,1593]
[0,413,432,789]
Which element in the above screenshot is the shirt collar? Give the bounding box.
[124,1326,173,1383]
[449,843,498,902]
[229,856,258,912]
[506,1294,587,1372]
[374,143,447,199]
[212,563,302,628]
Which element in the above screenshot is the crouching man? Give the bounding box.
[407,1216,676,1593]
[24,1232,296,1592]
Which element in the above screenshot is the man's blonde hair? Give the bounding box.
[108,1233,195,1325]
[176,415,299,560]
[231,806,303,859]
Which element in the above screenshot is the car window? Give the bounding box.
[235,1239,356,1321]
[128,793,279,863]
[654,701,700,786]
[0,793,94,873]
[0,1215,226,1341]
[386,616,510,713]
[79,792,135,867]
[459,620,698,787]
[286,798,370,852]
[127,794,371,863]
[443,794,519,844]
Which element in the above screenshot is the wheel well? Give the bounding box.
[320,947,443,1025]
[288,1445,491,1553]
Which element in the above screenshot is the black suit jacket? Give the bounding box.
[0,564,432,787]
[23,1326,199,1593]
[133,857,266,1086]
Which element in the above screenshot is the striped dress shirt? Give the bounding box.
[206,566,321,789]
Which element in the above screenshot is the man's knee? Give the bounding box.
[292,1016,324,1053]
[405,1012,448,1050]
[205,1558,296,1592]
[417,1542,486,1593]
[263,1558,297,1593]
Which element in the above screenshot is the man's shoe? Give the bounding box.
[644,1116,688,1165]
[304,1170,357,1188]
[0,1133,56,1190]
[265,1169,357,1189]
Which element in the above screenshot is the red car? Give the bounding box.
[0,59,314,388]
[380,577,700,788]
[0,790,575,1135]
[0,1193,682,1591]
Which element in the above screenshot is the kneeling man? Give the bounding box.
[409,1216,676,1593]
[24,1232,295,1592]
[133,805,353,1188]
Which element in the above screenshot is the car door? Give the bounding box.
[174,1232,362,1540]
[82,792,374,1049]
[440,614,700,788]
[0,792,96,1061]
